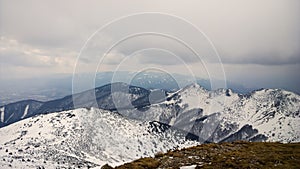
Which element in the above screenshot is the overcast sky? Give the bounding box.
[0,0,299,93]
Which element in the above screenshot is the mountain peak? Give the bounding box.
[181,83,208,93]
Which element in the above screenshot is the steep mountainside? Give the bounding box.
[0,108,197,168]
[0,83,153,128]
[120,83,300,143]
[0,100,43,128]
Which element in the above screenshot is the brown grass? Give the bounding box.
[116,157,160,169]
[110,141,300,169]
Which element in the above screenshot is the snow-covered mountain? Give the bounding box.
[0,83,299,168]
[1,83,299,143]
[0,108,197,168]
[119,83,300,143]
[0,83,154,128]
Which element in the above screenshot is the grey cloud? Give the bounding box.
[109,35,207,66]
[0,49,63,67]
[0,37,76,68]
[219,51,300,65]
[0,0,153,49]
[135,50,198,65]
[1,0,299,66]
[102,52,126,65]
[0,0,300,93]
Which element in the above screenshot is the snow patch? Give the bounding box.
[0,107,4,122]
[180,164,197,169]
[21,105,29,119]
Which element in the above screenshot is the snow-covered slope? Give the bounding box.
[0,83,299,168]
[222,88,300,142]
[119,83,300,143]
[0,108,197,168]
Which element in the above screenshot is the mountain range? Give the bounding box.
[0,82,299,168]
[0,71,254,105]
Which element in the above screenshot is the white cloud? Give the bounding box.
[102,52,125,65]
[0,36,76,78]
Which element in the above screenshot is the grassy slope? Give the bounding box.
[106,141,300,169]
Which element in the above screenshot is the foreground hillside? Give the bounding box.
[111,141,300,169]
[0,108,197,168]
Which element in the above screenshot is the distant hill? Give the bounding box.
[0,71,254,105]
